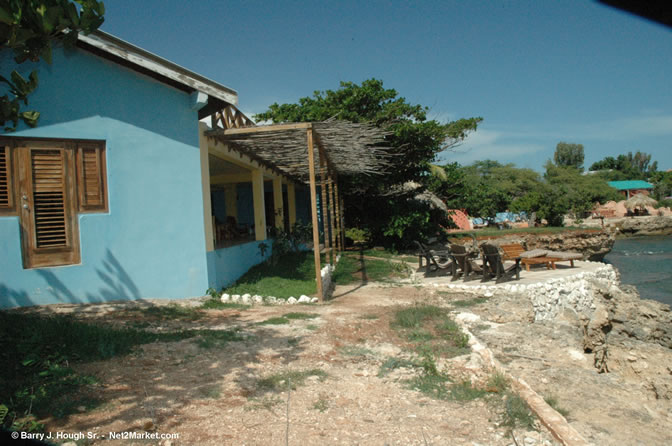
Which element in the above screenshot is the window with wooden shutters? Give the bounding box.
[18,144,80,268]
[0,145,13,213]
[1,137,106,268]
[77,144,107,212]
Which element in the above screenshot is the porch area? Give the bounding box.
[198,107,391,299]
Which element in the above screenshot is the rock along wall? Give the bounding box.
[461,230,616,261]
[525,264,618,321]
[523,264,672,350]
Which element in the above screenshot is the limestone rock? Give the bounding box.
[287,296,297,304]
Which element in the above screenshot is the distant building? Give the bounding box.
[607,180,654,198]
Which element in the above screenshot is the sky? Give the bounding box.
[101,0,672,171]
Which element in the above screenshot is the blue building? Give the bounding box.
[0,31,310,308]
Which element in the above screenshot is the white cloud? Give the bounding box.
[438,129,546,165]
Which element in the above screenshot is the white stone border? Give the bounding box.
[216,255,341,306]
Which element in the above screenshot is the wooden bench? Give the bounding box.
[500,243,580,271]
[499,243,555,272]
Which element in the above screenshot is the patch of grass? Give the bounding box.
[378,357,419,377]
[392,305,471,358]
[283,312,318,320]
[223,252,318,298]
[393,305,444,328]
[332,255,362,285]
[258,317,291,325]
[449,380,488,401]
[544,395,570,417]
[306,324,319,331]
[0,312,242,431]
[312,394,330,412]
[287,338,300,347]
[339,345,375,357]
[332,255,409,285]
[258,312,318,326]
[360,249,416,263]
[133,304,203,321]
[195,330,243,349]
[502,393,537,430]
[449,297,490,308]
[198,386,222,399]
[359,314,379,320]
[486,372,510,394]
[407,328,435,342]
[201,299,251,310]
[255,369,327,392]
[245,396,283,412]
[407,374,452,399]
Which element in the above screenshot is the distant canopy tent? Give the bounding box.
[204,112,392,301]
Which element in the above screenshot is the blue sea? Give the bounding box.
[604,236,672,307]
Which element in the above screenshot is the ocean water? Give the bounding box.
[604,236,672,307]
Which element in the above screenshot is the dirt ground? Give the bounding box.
[20,281,672,446]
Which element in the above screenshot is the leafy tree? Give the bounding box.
[553,142,584,170]
[650,170,672,201]
[1,0,105,131]
[544,162,621,217]
[509,184,569,227]
[255,79,482,247]
[589,151,658,181]
[429,160,543,221]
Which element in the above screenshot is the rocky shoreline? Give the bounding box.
[571,215,672,237]
[436,261,672,444]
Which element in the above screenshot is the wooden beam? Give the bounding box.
[333,178,342,252]
[215,122,312,136]
[198,123,215,252]
[339,194,345,250]
[273,177,284,230]
[287,183,297,227]
[78,31,239,106]
[306,128,323,302]
[210,173,252,184]
[328,176,337,256]
[319,164,331,266]
[251,169,267,241]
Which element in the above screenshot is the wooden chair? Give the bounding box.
[415,241,455,274]
[450,244,487,281]
[481,243,520,283]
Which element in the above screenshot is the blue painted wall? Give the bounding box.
[206,240,272,290]
[0,44,210,308]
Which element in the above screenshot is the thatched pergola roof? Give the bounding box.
[205,120,392,183]
[624,193,657,210]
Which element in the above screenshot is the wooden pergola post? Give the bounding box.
[339,195,345,250]
[328,176,337,257]
[306,128,323,302]
[333,178,343,251]
[319,161,331,265]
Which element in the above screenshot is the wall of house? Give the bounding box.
[206,240,272,290]
[0,45,210,308]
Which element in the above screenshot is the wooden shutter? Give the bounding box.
[77,144,107,212]
[31,149,69,248]
[18,145,80,268]
[0,145,13,212]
